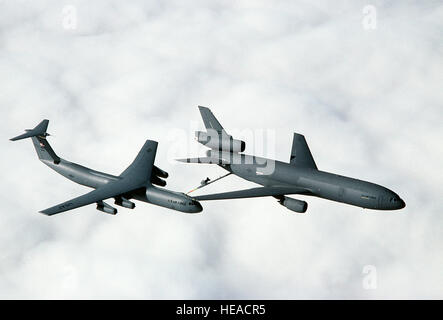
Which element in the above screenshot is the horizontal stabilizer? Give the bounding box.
[10,119,49,141]
[194,186,309,201]
[176,157,225,164]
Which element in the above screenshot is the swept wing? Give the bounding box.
[194,186,310,201]
[40,140,158,215]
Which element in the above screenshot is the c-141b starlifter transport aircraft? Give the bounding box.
[177,106,406,213]
[10,120,202,215]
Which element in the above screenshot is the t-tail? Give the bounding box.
[10,119,60,164]
[10,119,49,141]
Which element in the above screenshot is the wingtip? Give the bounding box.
[38,208,55,216]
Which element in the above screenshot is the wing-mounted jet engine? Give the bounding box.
[97,200,117,215]
[114,196,135,209]
[150,165,169,187]
[196,106,245,153]
[277,196,308,213]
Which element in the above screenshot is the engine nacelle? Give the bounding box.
[279,197,308,213]
[114,198,135,209]
[96,202,117,215]
[195,131,245,153]
[153,166,168,179]
[151,175,167,187]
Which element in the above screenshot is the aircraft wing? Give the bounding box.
[40,140,158,215]
[194,186,310,201]
[39,179,138,215]
[119,140,158,181]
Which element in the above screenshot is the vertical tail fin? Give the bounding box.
[289,133,317,169]
[198,106,227,135]
[31,136,60,164]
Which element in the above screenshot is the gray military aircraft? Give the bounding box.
[10,119,202,215]
[177,106,405,213]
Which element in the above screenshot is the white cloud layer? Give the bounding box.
[0,0,442,299]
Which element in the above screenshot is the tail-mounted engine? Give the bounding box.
[195,130,245,153]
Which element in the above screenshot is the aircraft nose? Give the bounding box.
[386,192,405,210]
[398,198,406,209]
[192,201,203,213]
[392,195,405,210]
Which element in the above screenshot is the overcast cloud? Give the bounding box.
[0,0,442,299]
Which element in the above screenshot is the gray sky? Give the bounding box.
[0,0,442,299]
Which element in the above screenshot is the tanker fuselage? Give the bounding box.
[208,151,405,211]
